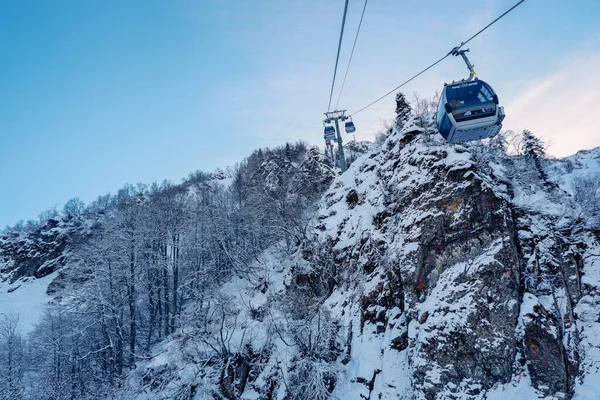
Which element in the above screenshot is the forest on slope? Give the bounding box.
[0,141,337,399]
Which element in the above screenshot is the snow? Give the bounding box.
[0,271,57,334]
[550,147,600,197]
[328,289,412,400]
[216,176,234,188]
[486,373,556,400]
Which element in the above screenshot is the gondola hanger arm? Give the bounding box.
[452,49,477,81]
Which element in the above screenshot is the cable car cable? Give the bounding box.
[350,54,450,117]
[335,0,369,110]
[448,0,526,55]
[327,0,351,112]
[349,0,526,117]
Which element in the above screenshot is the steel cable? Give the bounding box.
[335,0,369,110]
[327,0,350,112]
[349,0,526,116]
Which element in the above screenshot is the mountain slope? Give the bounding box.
[110,117,600,399]
[2,120,599,399]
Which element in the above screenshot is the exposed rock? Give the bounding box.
[315,117,600,399]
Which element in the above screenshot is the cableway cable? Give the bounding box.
[349,0,526,117]
[335,0,369,110]
[327,0,350,112]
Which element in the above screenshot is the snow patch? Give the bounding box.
[0,272,57,334]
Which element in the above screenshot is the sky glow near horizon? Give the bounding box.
[0,0,599,228]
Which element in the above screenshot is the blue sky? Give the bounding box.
[1,0,599,228]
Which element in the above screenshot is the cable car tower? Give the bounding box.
[323,109,350,172]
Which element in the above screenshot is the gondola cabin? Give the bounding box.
[345,121,356,133]
[324,126,336,139]
[436,79,505,143]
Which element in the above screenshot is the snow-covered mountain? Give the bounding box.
[1,119,599,399]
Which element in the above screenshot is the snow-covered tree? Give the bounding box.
[62,197,85,218]
[519,129,551,183]
[395,92,411,126]
[488,131,508,154]
[573,175,600,228]
[0,314,25,400]
[521,129,545,159]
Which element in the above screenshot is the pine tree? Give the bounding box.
[520,129,551,184]
[257,148,264,163]
[521,129,545,159]
[395,92,411,126]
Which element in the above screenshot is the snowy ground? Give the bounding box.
[0,272,56,334]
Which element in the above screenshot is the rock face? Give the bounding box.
[313,118,599,399]
[0,217,85,282]
[382,132,522,398]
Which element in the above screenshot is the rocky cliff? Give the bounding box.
[312,118,600,399]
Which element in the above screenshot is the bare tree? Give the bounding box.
[62,197,85,218]
[0,314,25,400]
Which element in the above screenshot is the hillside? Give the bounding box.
[1,119,599,399]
